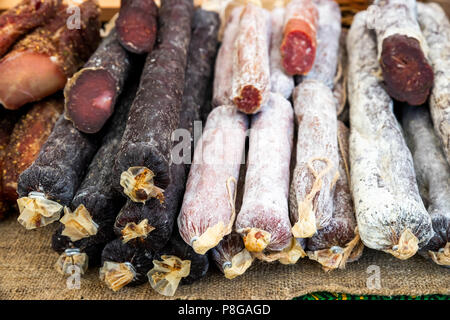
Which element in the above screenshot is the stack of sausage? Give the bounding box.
[3,0,448,299]
[347,0,449,265]
[179,0,364,278]
[12,0,222,297]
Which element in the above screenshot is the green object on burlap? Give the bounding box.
[0,216,448,299]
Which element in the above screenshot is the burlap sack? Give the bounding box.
[0,216,448,300]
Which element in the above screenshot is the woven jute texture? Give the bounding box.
[0,216,448,300]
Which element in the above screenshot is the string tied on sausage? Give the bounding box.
[291,157,337,238]
[191,176,237,255]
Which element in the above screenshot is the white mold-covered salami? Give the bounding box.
[365,0,434,106]
[289,80,339,239]
[417,2,450,167]
[402,105,450,267]
[231,3,271,114]
[213,6,243,107]
[347,11,433,260]
[235,93,294,253]
[304,0,341,88]
[269,7,295,99]
[178,105,249,255]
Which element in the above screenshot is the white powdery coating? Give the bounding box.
[417,2,450,166]
[178,105,249,247]
[235,93,294,252]
[366,0,428,59]
[402,106,450,242]
[269,7,295,99]
[347,11,433,251]
[289,80,339,232]
[231,3,271,112]
[304,0,341,88]
[213,6,243,107]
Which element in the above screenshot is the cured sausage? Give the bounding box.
[2,97,63,203]
[289,80,339,239]
[304,0,341,89]
[231,3,271,114]
[210,233,253,280]
[417,2,450,166]
[178,105,249,255]
[0,0,101,110]
[401,105,450,267]
[148,228,209,296]
[114,9,218,252]
[100,239,154,292]
[366,0,433,106]
[306,122,363,271]
[235,93,293,253]
[0,0,62,57]
[212,6,242,107]
[281,0,318,76]
[347,11,433,260]
[52,73,140,275]
[16,117,101,229]
[116,0,158,54]
[64,28,132,134]
[114,0,194,203]
[179,8,220,140]
[269,7,294,99]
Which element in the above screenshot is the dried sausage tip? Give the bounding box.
[147,255,191,297]
[17,192,63,229]
[251,238,307,265]
[120,167,165,204]
[59,205,99,242]
[210,233,253,280]
[99,261,136,292]
[121,219,155,243]
[231,3,271,114]
[55,248,89,276]
[428,243,450,266]
[307,229,363,272]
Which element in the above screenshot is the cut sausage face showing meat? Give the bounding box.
[347,11,433,260]
[231,3,271,114]
[289,80,340,239]
[178,105,249,255]
[281,0,318,76]
[236,93,294,253]
[366,0,434,106]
